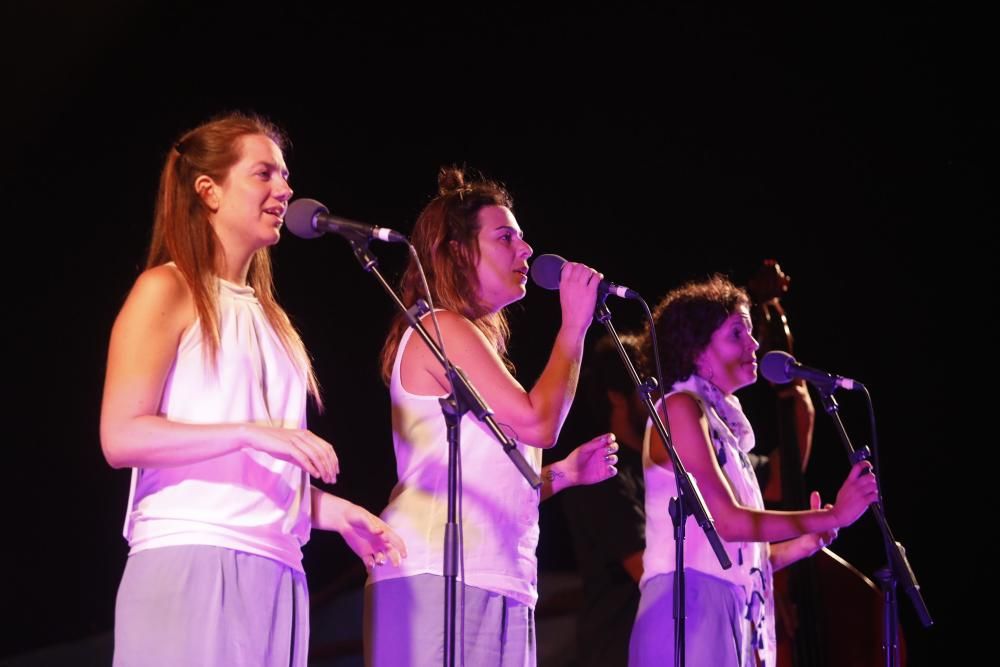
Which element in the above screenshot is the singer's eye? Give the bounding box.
[500,232,513,243]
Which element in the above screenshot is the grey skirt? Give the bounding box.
[364,573,535,667]
[114,545,309,667]
[629,570,755,667]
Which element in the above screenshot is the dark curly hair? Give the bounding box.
[652,275,750,386]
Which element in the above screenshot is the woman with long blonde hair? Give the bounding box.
[101,112,404,667]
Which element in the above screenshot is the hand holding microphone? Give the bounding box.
[529,253,640,300]
[530,253,642,332]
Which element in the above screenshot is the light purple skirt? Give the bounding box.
[629,570,754,667]
[114,545,309,667]
[364,573,535,667]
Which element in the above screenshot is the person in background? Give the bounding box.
[561,333,648,667]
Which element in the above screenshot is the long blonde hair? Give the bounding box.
[147,112,321,403]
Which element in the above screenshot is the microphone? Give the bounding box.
[529,254,640,299]
[760,350,865,392]
[285,198,408,244]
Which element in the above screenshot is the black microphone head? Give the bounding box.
[285,198,328,239]
[760,350,795,384]
[529,254,566,290]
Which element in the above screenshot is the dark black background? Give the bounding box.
[5,1,981,662]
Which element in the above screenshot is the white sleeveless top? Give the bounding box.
[641,374,775,664]
[368,320,544,607]
[122,276,312,571]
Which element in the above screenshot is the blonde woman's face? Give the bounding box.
[210,134,293,251]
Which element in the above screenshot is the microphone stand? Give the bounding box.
[814,388,932,667]
[593,297,731,667]
[346,239,541,667]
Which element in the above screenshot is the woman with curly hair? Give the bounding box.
[629,275,878,666]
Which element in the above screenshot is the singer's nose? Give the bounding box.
[518,238,534,259]
[274,176,293,202]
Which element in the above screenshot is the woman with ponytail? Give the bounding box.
[100,112,404,667]
[365,167,619,666]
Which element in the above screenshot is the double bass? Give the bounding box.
[748,260,904,667]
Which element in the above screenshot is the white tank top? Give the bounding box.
[122,276,312,571]
[368,320,543,607]
[640,374,775,664]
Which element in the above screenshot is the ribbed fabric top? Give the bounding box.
[123,276,312,571]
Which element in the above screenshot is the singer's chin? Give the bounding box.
[256,231,281,249]
[499,287,527,310]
